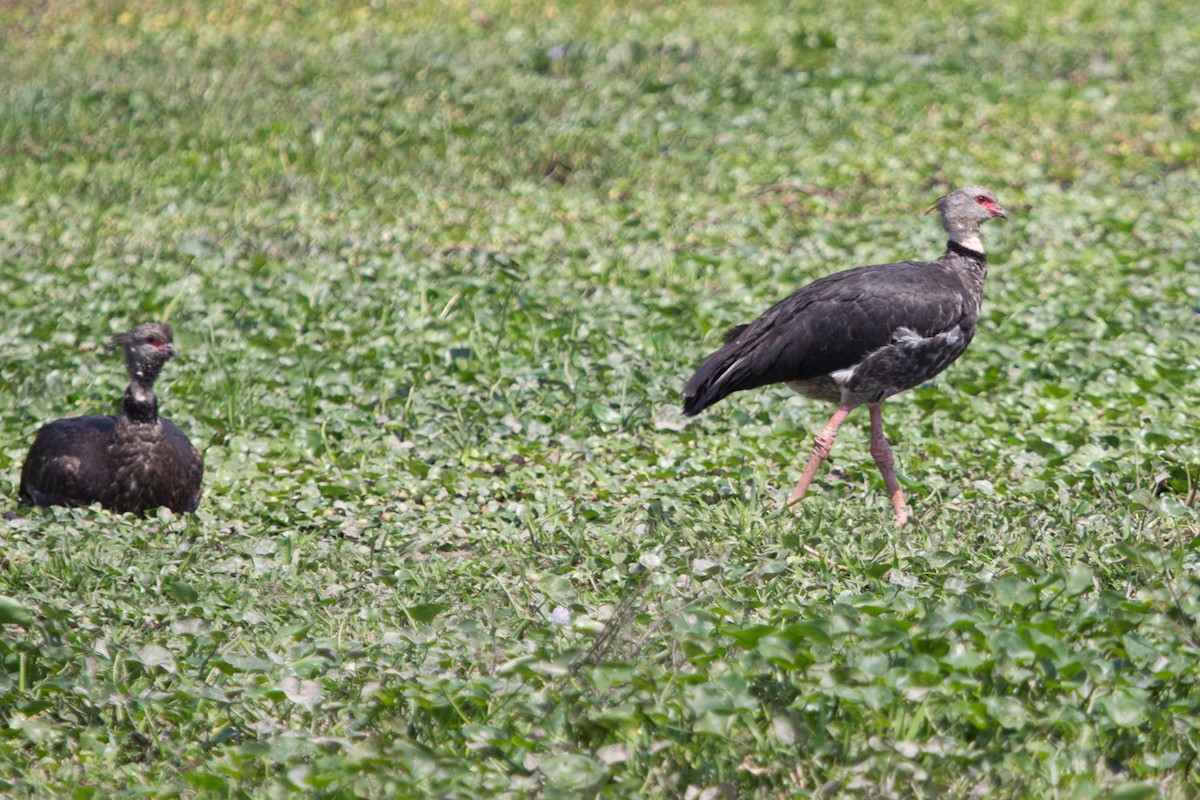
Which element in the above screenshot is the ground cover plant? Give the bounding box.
[1,0,1198,796]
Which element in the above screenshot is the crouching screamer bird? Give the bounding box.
[19,322,204,515]
[682,185,1007,524]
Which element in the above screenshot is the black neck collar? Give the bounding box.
[947,240,986,261]
[122,386,159,424]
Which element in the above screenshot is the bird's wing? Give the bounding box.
[19,416,118,506]
[161,419,204,513]
[683,260,973,413]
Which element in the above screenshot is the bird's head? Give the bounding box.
[925,185,1006,251]
[927,184,1006,228]
[112,321,178,384]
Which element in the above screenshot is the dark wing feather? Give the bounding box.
[682,259,974,415]
[160,418,204,513]
[21,415,203,514]
[722,324,750,345]
[19,416,118,507]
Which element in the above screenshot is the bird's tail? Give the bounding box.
[682,325,752,416]
[682,367,725,416]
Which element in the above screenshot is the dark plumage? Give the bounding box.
[683,185,1007,523]
[19,322,204,515]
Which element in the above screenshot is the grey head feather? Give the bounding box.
[925,185,1007,249]
[111,321,178,385]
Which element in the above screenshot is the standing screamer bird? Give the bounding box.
[19,322,203,515]
[682,185,1007,524]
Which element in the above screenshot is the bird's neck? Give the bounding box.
[121,382,160,424]
[945,239,984,261]
[947,231,985,256]
[944,239,989,299]
[127,361,165,385]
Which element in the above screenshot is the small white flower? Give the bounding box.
[550,605,571,625]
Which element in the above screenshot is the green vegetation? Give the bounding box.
[1,0,1198,796]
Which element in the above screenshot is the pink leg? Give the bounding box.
[868,403,909,525]
[786,404,853,511]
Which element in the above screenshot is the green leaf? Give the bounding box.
[984,696,1029,730]
[167,581,200,604]
[1107,783,1157,800]
[723,623,777,647]
[134,644,177,673]
[942,651,987,671]
[0,596,33,627]
[757,636,805,668]
[216,654,274,674]
[1102,688,1150,728]
[773,621,831,646]
[591,664,636,692]
[1064,563,1094,595]
[693,710,735,735]
[404,603,447,623]
[589,401,621,425]
[538,754,604,791]
[182,773,228,791]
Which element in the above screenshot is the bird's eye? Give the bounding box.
[974,195,989,204]
[146,337,165,347]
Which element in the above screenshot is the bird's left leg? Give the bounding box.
[785,404,852,511]
[868,403,909,525]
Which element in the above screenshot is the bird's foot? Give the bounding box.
[780,468,821,514]
[779,488,807,515]
[889,491,909,525]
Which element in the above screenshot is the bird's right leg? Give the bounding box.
[785,404,853,511]
[868,403,909,525]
